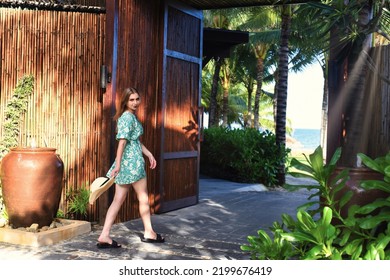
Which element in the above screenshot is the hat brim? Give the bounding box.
[89,176,116,205]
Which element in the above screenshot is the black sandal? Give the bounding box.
[97,239,122,249]
[140,233,165,243]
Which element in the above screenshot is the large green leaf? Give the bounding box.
[289,158,314,176]
[328,147,342,166]
[304,245,324,260]
[360,180,390,193]
[384,175,390,183]
[339,190,353,209]
[321,206,333,226]
[384,166,390,178]
[363,244,383,260]
[338,228,352,246]
[376,234,390,251]
[358,153,382,173]
[296,210,316,231]
[344,239,363,260]
[359,213,390,229]
[281,232,318,244]
[329,169,349,193]
[309,146,324,175]
[355,198,390,215]
[296,201,320,213]
[281,213,296,229]
[257,229,273,246]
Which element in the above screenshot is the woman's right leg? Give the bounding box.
[98,184,129,244]
[132,178,164,242]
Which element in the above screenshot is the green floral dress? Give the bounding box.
[106,111,146,184]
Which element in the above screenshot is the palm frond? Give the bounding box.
[249,29,281,44]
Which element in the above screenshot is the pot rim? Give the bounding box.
[335,166,379,172]
[10,147,57,152]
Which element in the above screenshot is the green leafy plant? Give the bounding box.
[200,127,289,187]
[286,146,351,223]
[241,146,390,260]
[354,152,390,237]
[281,206,342,260]
[240,220,295,260]
[0,75,35,221]
[0,75,35,158]
[66,183,90,220]
[56,209,65,219]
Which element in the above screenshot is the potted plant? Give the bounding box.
[311,1,389,220]
[0,75,64,228]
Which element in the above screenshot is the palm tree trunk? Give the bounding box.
[209,58,222,127]
[273,69,279,125]
[221,59,230,127]
[245,78,254,128]
[275,5,292,185]
[254,57,265,130]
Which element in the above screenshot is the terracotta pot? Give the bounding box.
[330,167,387,219]
[0,147,64,228]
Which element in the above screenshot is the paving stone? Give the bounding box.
[0,176,316,260]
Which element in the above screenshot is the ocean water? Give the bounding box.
[290,128,321,150]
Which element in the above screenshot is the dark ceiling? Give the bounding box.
[203,28,249,67]
[181,0,319,10]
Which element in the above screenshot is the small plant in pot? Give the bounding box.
[241,146,390,260]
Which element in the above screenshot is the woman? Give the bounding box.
[97,87,164,249]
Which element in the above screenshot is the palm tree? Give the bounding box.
[203,10,230,127]
[209,57,223,127]
[275,5,292,185]
[239,7,281,130]
[203,9,248,127]
[220,59,232,127]
[231,44,257,127]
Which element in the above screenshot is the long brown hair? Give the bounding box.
[114,87,139,121]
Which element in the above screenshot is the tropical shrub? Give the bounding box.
[241,146,390,259]
[200,127,289,187]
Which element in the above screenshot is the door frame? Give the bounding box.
[158,0,203,212]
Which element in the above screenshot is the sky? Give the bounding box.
[286,63,324,129]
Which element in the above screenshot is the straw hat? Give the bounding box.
[89,176,116,205]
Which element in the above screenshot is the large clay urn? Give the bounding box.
[330,167,387,219]
[0,147,64,228]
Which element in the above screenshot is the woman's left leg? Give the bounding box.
[132,177,160,240]
[98,184,129,244]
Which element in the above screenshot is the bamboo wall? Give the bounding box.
[367,45,390,157]
[0,7,106,222]
[0,0,203,224]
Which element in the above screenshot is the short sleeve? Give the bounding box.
[116,113,134,141]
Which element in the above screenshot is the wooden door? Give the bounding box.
[158,0,203,212]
